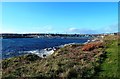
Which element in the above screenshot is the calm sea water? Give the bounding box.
[1,37,89,59]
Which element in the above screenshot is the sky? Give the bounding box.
[1,2,118,34]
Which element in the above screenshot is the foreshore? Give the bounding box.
[40,36,103,58]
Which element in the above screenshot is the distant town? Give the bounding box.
[0,33,118,39]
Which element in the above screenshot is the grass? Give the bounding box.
[94,35,119,78]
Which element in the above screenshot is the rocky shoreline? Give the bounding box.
[40,37,103,58]
[1,36,107,78]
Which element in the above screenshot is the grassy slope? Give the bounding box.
[2,43,105,78]
[96,35,119,78]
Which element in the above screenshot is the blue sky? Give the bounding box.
[2,2,118,34]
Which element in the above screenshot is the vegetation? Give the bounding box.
[93,35,119,78]
[1,34,119,79]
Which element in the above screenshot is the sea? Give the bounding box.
[0,37,90,59]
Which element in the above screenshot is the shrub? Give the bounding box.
[24,54,41,61]
[67,68,78,79]
[82,42,104,51]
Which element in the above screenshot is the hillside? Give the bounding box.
[1,35,119,79]
[94,34,120,78]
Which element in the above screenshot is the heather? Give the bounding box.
[1,35,119,79]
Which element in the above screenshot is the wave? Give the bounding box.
[2,40,89,59]
[21,42,78,58]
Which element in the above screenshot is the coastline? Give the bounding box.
[2,35,110,78]
[39,36,102,58]
[6,36,99,59]
[2,37,90,59]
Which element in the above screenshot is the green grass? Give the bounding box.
[96,40,119,78]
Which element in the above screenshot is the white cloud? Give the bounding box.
[0,25,56,33]
[68,28,77,32]
[67,23,118,34]
[102,24,118,33]
[30,25,56,33]
[1,23,118,34]
[67,27,98,34]
[0,27,15,33]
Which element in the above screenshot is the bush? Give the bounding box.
[82,42,104,51]
[24,54,41,61]
[67,68,78,79]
